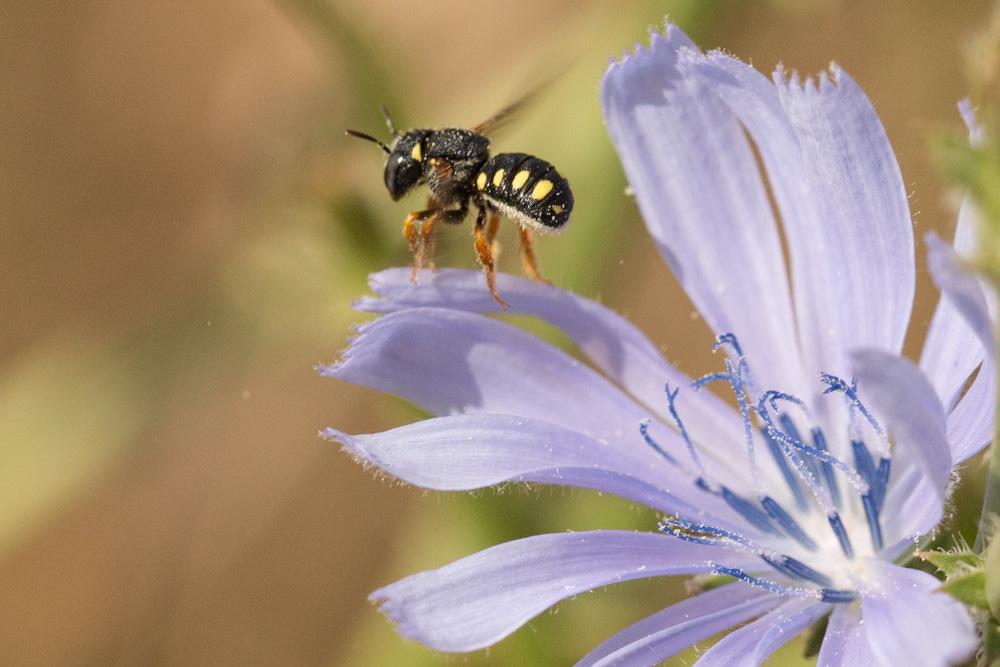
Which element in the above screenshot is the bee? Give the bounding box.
[346,100,573,308]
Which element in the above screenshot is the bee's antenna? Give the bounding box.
[345,129,390,154]
[381,105,398,136]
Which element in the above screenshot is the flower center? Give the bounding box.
[642,334,893,603]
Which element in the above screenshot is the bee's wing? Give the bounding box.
[471,75,558,136]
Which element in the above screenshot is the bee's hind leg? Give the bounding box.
[487,214,501,261]
[473,206,508,309]
[518,225,549,284]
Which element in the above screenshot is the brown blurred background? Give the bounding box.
[0,1,994,665]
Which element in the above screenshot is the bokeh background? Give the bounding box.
[1,1,996,664]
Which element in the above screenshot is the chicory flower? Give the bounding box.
[324,22,995,666]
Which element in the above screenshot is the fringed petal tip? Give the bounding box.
[352,295,380,312]
[319,426,346,445]
[367,588,428,649]
[603,19,687,74]
[772,62,847,96]
[317,319,378,377]
[319,427,370,461]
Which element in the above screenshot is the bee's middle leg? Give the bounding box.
[474,206,508,309]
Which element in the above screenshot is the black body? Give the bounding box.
[382,127,572,232]
[474,152,573,233]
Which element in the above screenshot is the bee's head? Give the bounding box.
[346,106,428,201]
[383,130,429,200]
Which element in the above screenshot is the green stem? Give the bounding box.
[977,332,1000,553]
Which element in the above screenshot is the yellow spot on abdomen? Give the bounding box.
[492,169,505,187]
[476,172,487,190]
[531,180,554,200]
[411,143,422,161]
[551,204,564,214]
[512,170,530,190]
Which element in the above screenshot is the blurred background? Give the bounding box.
[1,1,997,664]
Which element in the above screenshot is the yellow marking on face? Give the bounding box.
[492,169,505,187]
[411,143,422,161]
[476,172,487,190]
[551,204,564,214]
[531,180,554,200]
[511,170,530,190]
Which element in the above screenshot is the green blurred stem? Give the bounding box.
[978,344,1000,552]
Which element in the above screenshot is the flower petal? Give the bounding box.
[323,307,751,487]
[926,231,994,358]
[576,584,780,667]
[948,354,996,463]
[926,229,996,463]
[601,23,803,393]
[850,350,950,539]
[370,530,757,652]
[358,267,745,451]
[860,562,976,667]
[774,65,914,372]
[816,605,877,667]
[687,52,913,386]
[920,202,987,409]
[325,414,740,522]
[692,598,829,667]
[323,307,661,463]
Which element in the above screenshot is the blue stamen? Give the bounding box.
[713,333,743,356]
[812,428,842,509]
[874,457,891,511]
[851,440,877,489]
[659,516,757,551]
[821,373,890,456]
[692,372,731,391]
[780,413,821,481]
[827,512,854,559]
[727,359,763,495]
[639,419,678,466]
[720,486,780,536]
[762,555,832,587]
[759,390,806,414]
[761,496,818,551]
[756,402,837,513]
[778,414,805,443]
[861,493,884,551]
[711,564,817,600]
[820,589,859,603]
[659,524,729,547]
[663,384,707,477]
[761,427,809,512]
[758,400,866,495]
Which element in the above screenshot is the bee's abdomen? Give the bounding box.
[474,153,572,234]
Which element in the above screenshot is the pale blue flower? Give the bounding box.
[324,22,994,666]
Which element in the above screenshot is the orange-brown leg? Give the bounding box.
[474,208,508,309]
[418,215,438,272]
[486,214,501,260]
[402,208,439,281]
[518,226,549,283]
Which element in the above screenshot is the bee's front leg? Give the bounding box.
[402,208,440,282]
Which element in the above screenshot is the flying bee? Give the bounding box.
[346,100,573,308]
